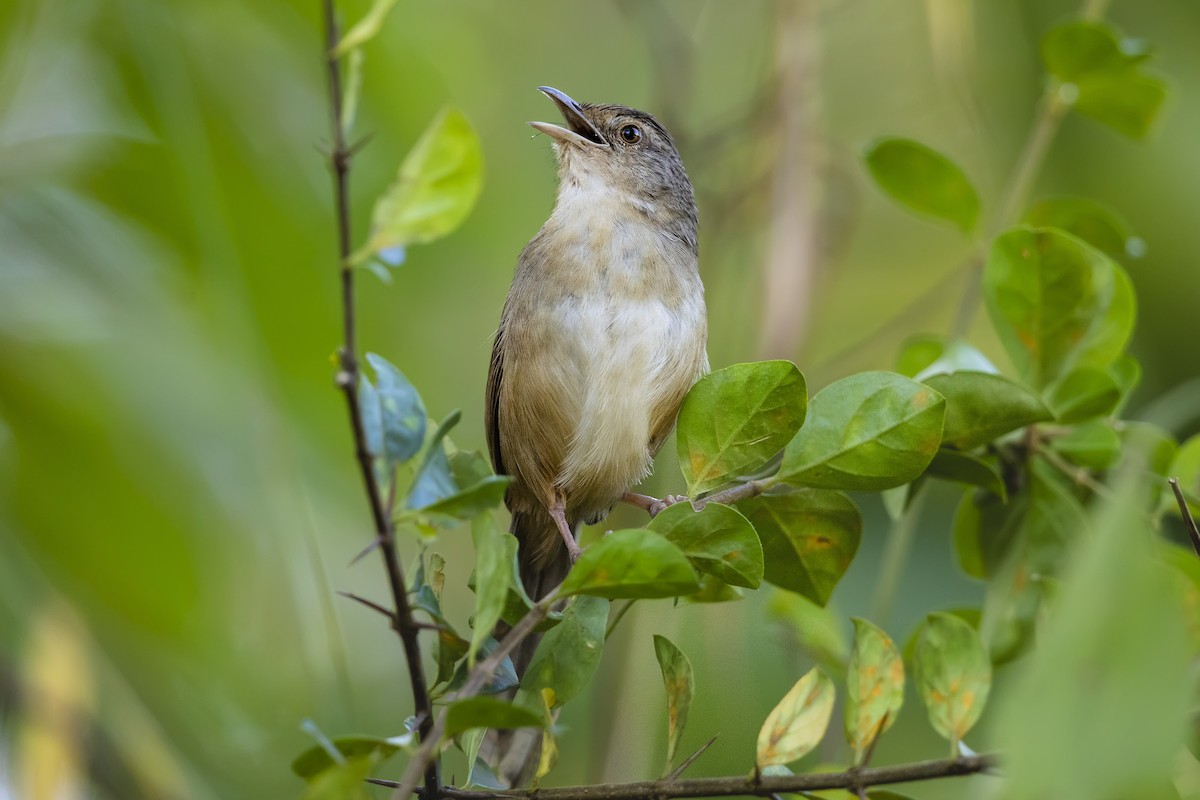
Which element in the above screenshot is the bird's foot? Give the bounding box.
[622,491,691,517]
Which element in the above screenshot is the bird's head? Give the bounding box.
[529,86,696,236]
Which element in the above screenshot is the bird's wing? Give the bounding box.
[484,325,506,477]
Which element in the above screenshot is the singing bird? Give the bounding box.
[486,86,708,606]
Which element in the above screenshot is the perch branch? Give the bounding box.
[372,754,997,799]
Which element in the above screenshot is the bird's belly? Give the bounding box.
[553,294,702,516]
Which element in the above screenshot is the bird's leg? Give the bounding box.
[548,489,583,563]
[621,492,692,517]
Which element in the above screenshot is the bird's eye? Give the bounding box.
[619,124,642,144]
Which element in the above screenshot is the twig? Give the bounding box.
[319,2,439,799]
[374,754,996,799]
[385,594,560,800]
[696,479,772,510]
[1037,448,1113,499]
[1169,478,1200,557]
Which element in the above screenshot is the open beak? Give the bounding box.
[529,86,608,148]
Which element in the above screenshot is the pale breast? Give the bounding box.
[499,191,706,520]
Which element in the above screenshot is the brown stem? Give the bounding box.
[696,479,772,509]
[373,754,996,799]
[320,2,438,799]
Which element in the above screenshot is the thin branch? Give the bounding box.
[1037,448,1113,499]
[319,2,438,799]
[385,593,560,800]
[374,754,996,799]
[696,479,772,510]
[1169,478,1200,557]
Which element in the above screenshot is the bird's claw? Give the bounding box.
[649,494,691,517]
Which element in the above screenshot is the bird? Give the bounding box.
[486,84,708,624]
[483,85,707,785]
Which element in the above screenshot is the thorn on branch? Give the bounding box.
[338,590,397,624]
[666,734,718,781]
[348,131,376,159]
[348,535,384,567]
[1169,477,1200,557]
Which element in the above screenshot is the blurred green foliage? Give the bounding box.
[3,0,1200,798]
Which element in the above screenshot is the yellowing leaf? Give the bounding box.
[913,612,991,748]
[755,668,835,768]
[844,619,904,761]
[653,635,695,774]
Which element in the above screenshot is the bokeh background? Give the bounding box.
[2,0,1198,797]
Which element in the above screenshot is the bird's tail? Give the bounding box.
[482,509,574,787]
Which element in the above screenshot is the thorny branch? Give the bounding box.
[319,2,439,799]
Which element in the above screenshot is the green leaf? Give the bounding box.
[1044,365,1121,423]
[469,515,516,665]
[1042,21,1169,141]
[522,595,609,707]
[682,573,744,604]
[676,361,807,495]
[449,449,494,489]
[923,371,1052,450]
[364,353,427,464]
[984,227,1132,389]
[1050,421,1121,470]
[1023,459,1091,575]
[353,108,484,263]
[913,612,991,747]
[333,0,401,56]
[292,735,402,779]
[739,489,861,605]
[300,756,377,800]
[779,372,945,490]
[863,137,980,232]
[1165,434,1200,518]
[996,479,1192,799]
[421,475,510,522]
[443,696,543,739]
[647,502,763,589]
[1023,196,1141,259]
[926,449,1007,500]
[445,637,519,696]
[911,339,1000,380]
[894,334,945,378]
[653,635,695,773]
[406,410,460,509]
[755,668,836,768]
[844,619,905,761]
[558,530,699,599]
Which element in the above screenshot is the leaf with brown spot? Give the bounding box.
[653,635,695,775]
[844,618,905,761]
[739,489,861,605]
[755,668,835,768]
[913,612,991,748]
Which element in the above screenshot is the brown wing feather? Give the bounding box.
[484,326,506,478]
